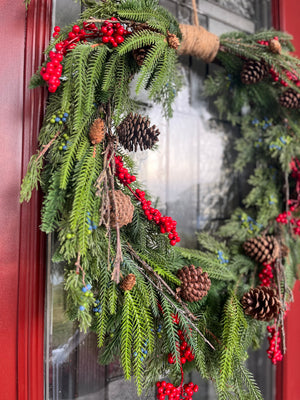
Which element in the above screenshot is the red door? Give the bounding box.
[0,0,51,399]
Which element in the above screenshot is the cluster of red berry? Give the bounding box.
[167,328,195,365]
[114,155,137,185]
[276,158,300,235]
[41,18,129,93]
[156,381,199,400]
[114,155,180,246]
[156,315,198,400]
[258,262,274,287]
[135,189,180,246]
[258,36,300,87]
[276,208,300,235]
[100,17,130,46]
[266,325,283,364]
[269,66,300,87]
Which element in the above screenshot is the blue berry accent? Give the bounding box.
[82,287,88,293]
[55,117,60,122]
[86,284,92,290]
[133,352,137,357]
[217,250,229,264]
[62,118,67,122]
[62,145,67,150]
[79,305,85,311]
[63,113,69,117]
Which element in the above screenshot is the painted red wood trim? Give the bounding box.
[272,0,281,30]
[0,1,28,398]
[17,1,52,399]
[274,3,300,400]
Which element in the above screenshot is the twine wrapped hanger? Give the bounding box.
[178,0,220,63]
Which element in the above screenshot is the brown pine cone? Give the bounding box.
[241,59,269,84]
[167,31,180,50]
[279,88,300,109]
[89,118,105,144]
[132,46,151,66]
[241,287,281,321]
[116,113,160,152]
[177,265,211,302]
[243,236,280,264]
[107,190,134,228]
[269,38,282,54]
[120,273,136,291]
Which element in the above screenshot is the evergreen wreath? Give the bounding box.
[21,0,300,398]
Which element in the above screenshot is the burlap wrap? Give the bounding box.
[178,24,220,63]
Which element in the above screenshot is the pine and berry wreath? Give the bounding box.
[21,0,300,398]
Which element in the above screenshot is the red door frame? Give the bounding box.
[273,1,300,400]
[0,0,51,399]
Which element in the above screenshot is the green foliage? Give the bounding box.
[20,2,300,398]
[20,154,43,203]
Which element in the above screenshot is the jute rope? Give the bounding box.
[177,0,220,63]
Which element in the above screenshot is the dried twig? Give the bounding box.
[36,130,61,162]
[75,252,86,286]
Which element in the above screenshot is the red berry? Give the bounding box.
[54,26,61,32]
[117,27,125,35]
[55,43,63,51]
[72,25,80,34]
[181,357,186,364]
[115,35,124,44]
[102,36,110,43]
[48,85,57,93]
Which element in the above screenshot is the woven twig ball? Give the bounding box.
[108,190,134,228]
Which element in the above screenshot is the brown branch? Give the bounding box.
[126,243,195,316]
[35,130,61,162]
[75,252,86,286]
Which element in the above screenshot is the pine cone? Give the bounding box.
[243,236,280,264]
[107,190,134,228]
[177,265,211,302]
[241,287,281,321]
[117,113,160,152]
[279,88,300,109]
[269,39,282,54]
[167,31,180,50]
[89,118,105,144]
[241,60,269,84]
[120,273,136,291]
[132,46,151,66]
